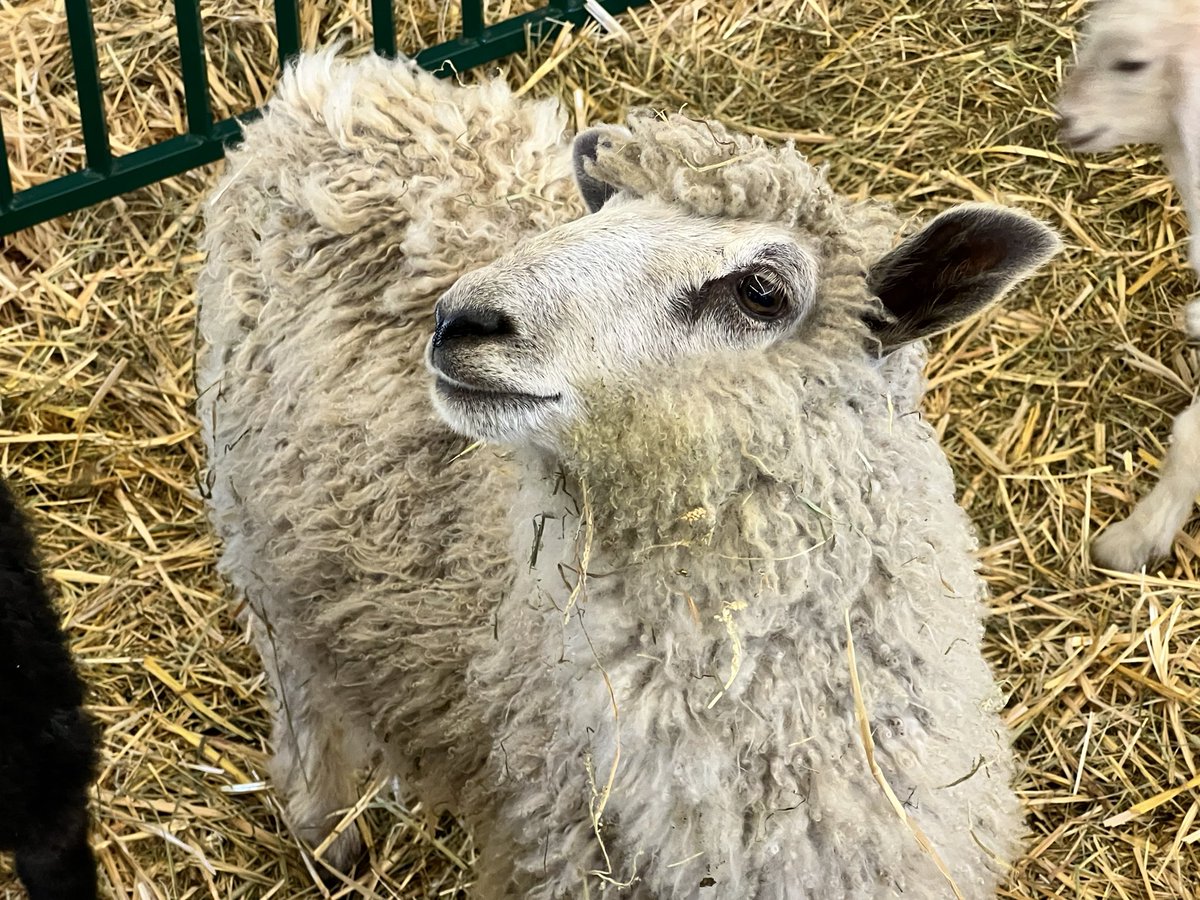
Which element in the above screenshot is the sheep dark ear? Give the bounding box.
[865,204,1061,352]
[573,126,631,213]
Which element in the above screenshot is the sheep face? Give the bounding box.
[1057,0,1182,151]
[426,124,1061,453]
[426,199,821,449]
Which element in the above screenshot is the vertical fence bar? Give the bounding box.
[461,0,484,40]
[0,114,12,208]
[370,0,397,57]
[173,0,212,136]
[64,0,112,174]
[273,0,302,68]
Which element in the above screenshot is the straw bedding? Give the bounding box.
[1,0,1197,896]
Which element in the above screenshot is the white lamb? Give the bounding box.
[1058,0,1200,571]
[198,50,1060,898]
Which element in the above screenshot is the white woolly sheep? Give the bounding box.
[1058,0,1200,571]
[0,475,99,899]
[198,50,1060,898]
[1058,0,1200,291]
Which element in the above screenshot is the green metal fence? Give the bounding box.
[0,0,645,238]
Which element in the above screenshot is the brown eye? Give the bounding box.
[1112,59,1149,73]
[736,273,788,319]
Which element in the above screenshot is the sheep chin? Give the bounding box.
[430,377,569,447]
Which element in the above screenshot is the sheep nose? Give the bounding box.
[432,305,514,349]
[1058,113,1075,133]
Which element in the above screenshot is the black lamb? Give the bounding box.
[0,475,98,899]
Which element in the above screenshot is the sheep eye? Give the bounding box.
[1112,59,1149,74]
[735,273,788,319]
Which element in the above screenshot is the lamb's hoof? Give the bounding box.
[302,821,365,874]
[1185,298,1200,340]
[1091,518,1166,572]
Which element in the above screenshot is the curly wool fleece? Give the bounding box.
[199,49,1024,900]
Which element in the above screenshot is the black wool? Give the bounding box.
[0,476,99,900]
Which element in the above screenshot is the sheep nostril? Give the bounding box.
[432,306,515,349]
[1058,113,1075,133]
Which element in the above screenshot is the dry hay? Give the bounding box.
[0,0,1197,896]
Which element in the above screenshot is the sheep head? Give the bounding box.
[425,114,1060,454]
[1057,0,1199,152]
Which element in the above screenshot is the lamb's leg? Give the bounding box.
[15,800,97,900]
[1164,141,1200,337]
[1184,241,1200,338]
[253,614,368,871]
[1093,399,1200,571]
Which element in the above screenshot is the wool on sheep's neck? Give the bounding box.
[505,340,919,661]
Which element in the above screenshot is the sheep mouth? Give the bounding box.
[434,375,560,408]
[1060,127,1109,151]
